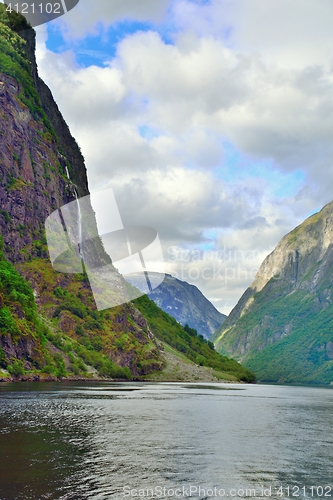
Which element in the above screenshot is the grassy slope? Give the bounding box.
[0,255,257,383]
[16,258,164,379]
[0,241,48,378]
[216,269,333,384]
[17,258,255,382]
[133,295,256,382]
[0,250,139,380]
[144,342,239,382]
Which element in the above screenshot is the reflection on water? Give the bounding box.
[0,382,332,499]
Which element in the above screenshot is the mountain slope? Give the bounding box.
[214,201,333,384]
[133,294,255,382]
[126,272,226,339]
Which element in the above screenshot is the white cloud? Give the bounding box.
[39,50,126,125]
[171,0,333,68]
[36,0,333,312]
[94,167,300,313]
[115,30,333,173]
[55,0,170,39]
[223,0,333,68]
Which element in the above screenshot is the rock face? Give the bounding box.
[0,18,110,268]
[0,24,76,262]
[0,13,165,379]
[126,272,226,339]
[20,28,90,199]
[214,201,333,384]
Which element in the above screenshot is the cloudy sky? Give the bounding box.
[35,0,333,313]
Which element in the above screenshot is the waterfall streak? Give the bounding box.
[65,166,83,260]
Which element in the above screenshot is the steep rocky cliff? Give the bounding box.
[127,272,226,339]
[0,9,163,379]
[0,10,105,264]
[214,201,333,384]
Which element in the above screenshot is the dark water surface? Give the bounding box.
[0,382,332,499]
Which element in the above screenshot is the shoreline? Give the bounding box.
[0,374,242,384]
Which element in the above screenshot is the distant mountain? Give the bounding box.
[214,201,333,385]
[126,273,226,339]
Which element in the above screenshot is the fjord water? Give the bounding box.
[0,383,332,500]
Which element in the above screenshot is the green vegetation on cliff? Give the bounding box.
[134,295,255,382]
[0,253,257,383]
[16,258,164,379]
[217,284,333,384]
[0,237,48,376]
[0,248,136,380]
[0,6,54,132]
[215,201,333,385]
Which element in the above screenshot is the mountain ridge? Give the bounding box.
[214,200,333,384]
[125,272,226,339]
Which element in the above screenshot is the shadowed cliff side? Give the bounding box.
[19,27,89,199]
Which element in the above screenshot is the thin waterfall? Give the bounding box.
[73,186,83,260]
[65,165,83,260]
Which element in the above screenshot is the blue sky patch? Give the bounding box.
[139,126,160,141]
[202,228,219,245]
[272,170,305,198]
[214,142,306,199]
[47,18,176,67]
[188,0,211,4]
